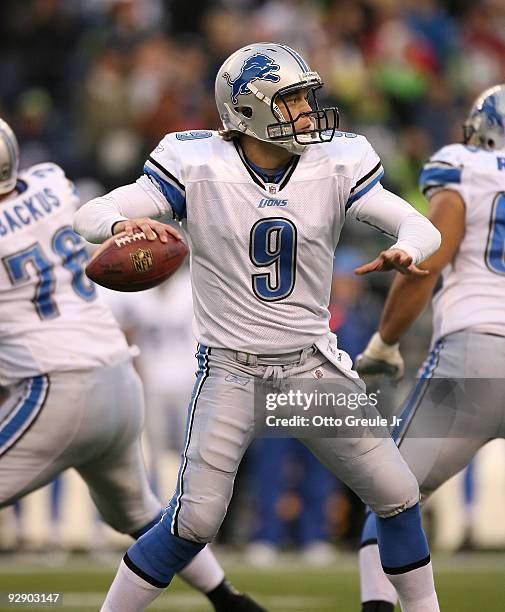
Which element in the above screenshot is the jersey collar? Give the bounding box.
[233,140,300,194]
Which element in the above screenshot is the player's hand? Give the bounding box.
[112,218,183,244]
[354,248,429,276]
[356,332,405,380]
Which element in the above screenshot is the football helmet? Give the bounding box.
[215,42,338,154]
[0,118,19,195]
[463,84,505,151]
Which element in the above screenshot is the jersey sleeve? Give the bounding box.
[419,145,466,201]
[143,135,187,221]
[347,187,441,264]
[345,138,384,213]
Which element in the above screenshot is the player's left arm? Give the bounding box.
[348,186,442,276]
[356,189,465,378]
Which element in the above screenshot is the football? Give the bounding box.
[85,231,188,292]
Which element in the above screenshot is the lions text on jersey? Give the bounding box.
[0,163,127,385]
[420,144,505,341]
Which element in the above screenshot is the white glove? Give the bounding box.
[356,332,405,380]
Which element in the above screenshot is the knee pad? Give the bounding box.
[371,459,420,519]
[168,461,233,544]
[175,492,228,543]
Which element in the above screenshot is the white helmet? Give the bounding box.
[0,117,19,195]
[215,42,338,154]
[463,84,505,151]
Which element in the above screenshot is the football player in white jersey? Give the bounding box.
[75,43,442,612]
[0,117,267,612]
[356,84,505,611]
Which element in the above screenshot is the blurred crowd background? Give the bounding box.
[2,0,505,205]
[1,0,505,560]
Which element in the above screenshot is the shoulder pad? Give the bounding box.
[25,162,66,180]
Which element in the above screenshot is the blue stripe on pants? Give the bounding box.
[392,340,442,443]
[169,345,209,535]
[0,376,48,456]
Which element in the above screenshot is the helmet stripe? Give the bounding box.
[278,44,309,72]
[291,49,310,72]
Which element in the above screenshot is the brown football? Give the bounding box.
[85,231,188,292]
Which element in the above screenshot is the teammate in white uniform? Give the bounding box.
[75,43,442,612]
[356,84,505,611]
[0,117,267,612]
[101,267,196,492]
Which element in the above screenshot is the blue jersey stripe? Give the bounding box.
[147,155,185,191]
[0,376,47,453]
[419,166,462,192]
[345,170,384,211]
[350,162,382,194]
[143,167,187,220]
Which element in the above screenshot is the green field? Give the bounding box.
[0,552,503,611]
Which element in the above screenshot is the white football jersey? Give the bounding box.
[420,144,505,341]
[0,163,128,385]
[143,130,384,353]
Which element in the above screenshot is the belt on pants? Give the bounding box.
[219,345,317,366]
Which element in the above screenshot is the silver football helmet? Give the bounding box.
[0,118,19,195]
[215,42,338,154]
[463,84,505,151]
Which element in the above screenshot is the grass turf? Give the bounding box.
[0,552,503,611]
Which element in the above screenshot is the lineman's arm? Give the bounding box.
[357,190,465,378]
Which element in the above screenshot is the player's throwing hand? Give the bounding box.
[112,217,183,243]
[354,248,430,276]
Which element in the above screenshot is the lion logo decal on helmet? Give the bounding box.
[222,53,280,105]
[480,95,505,129]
